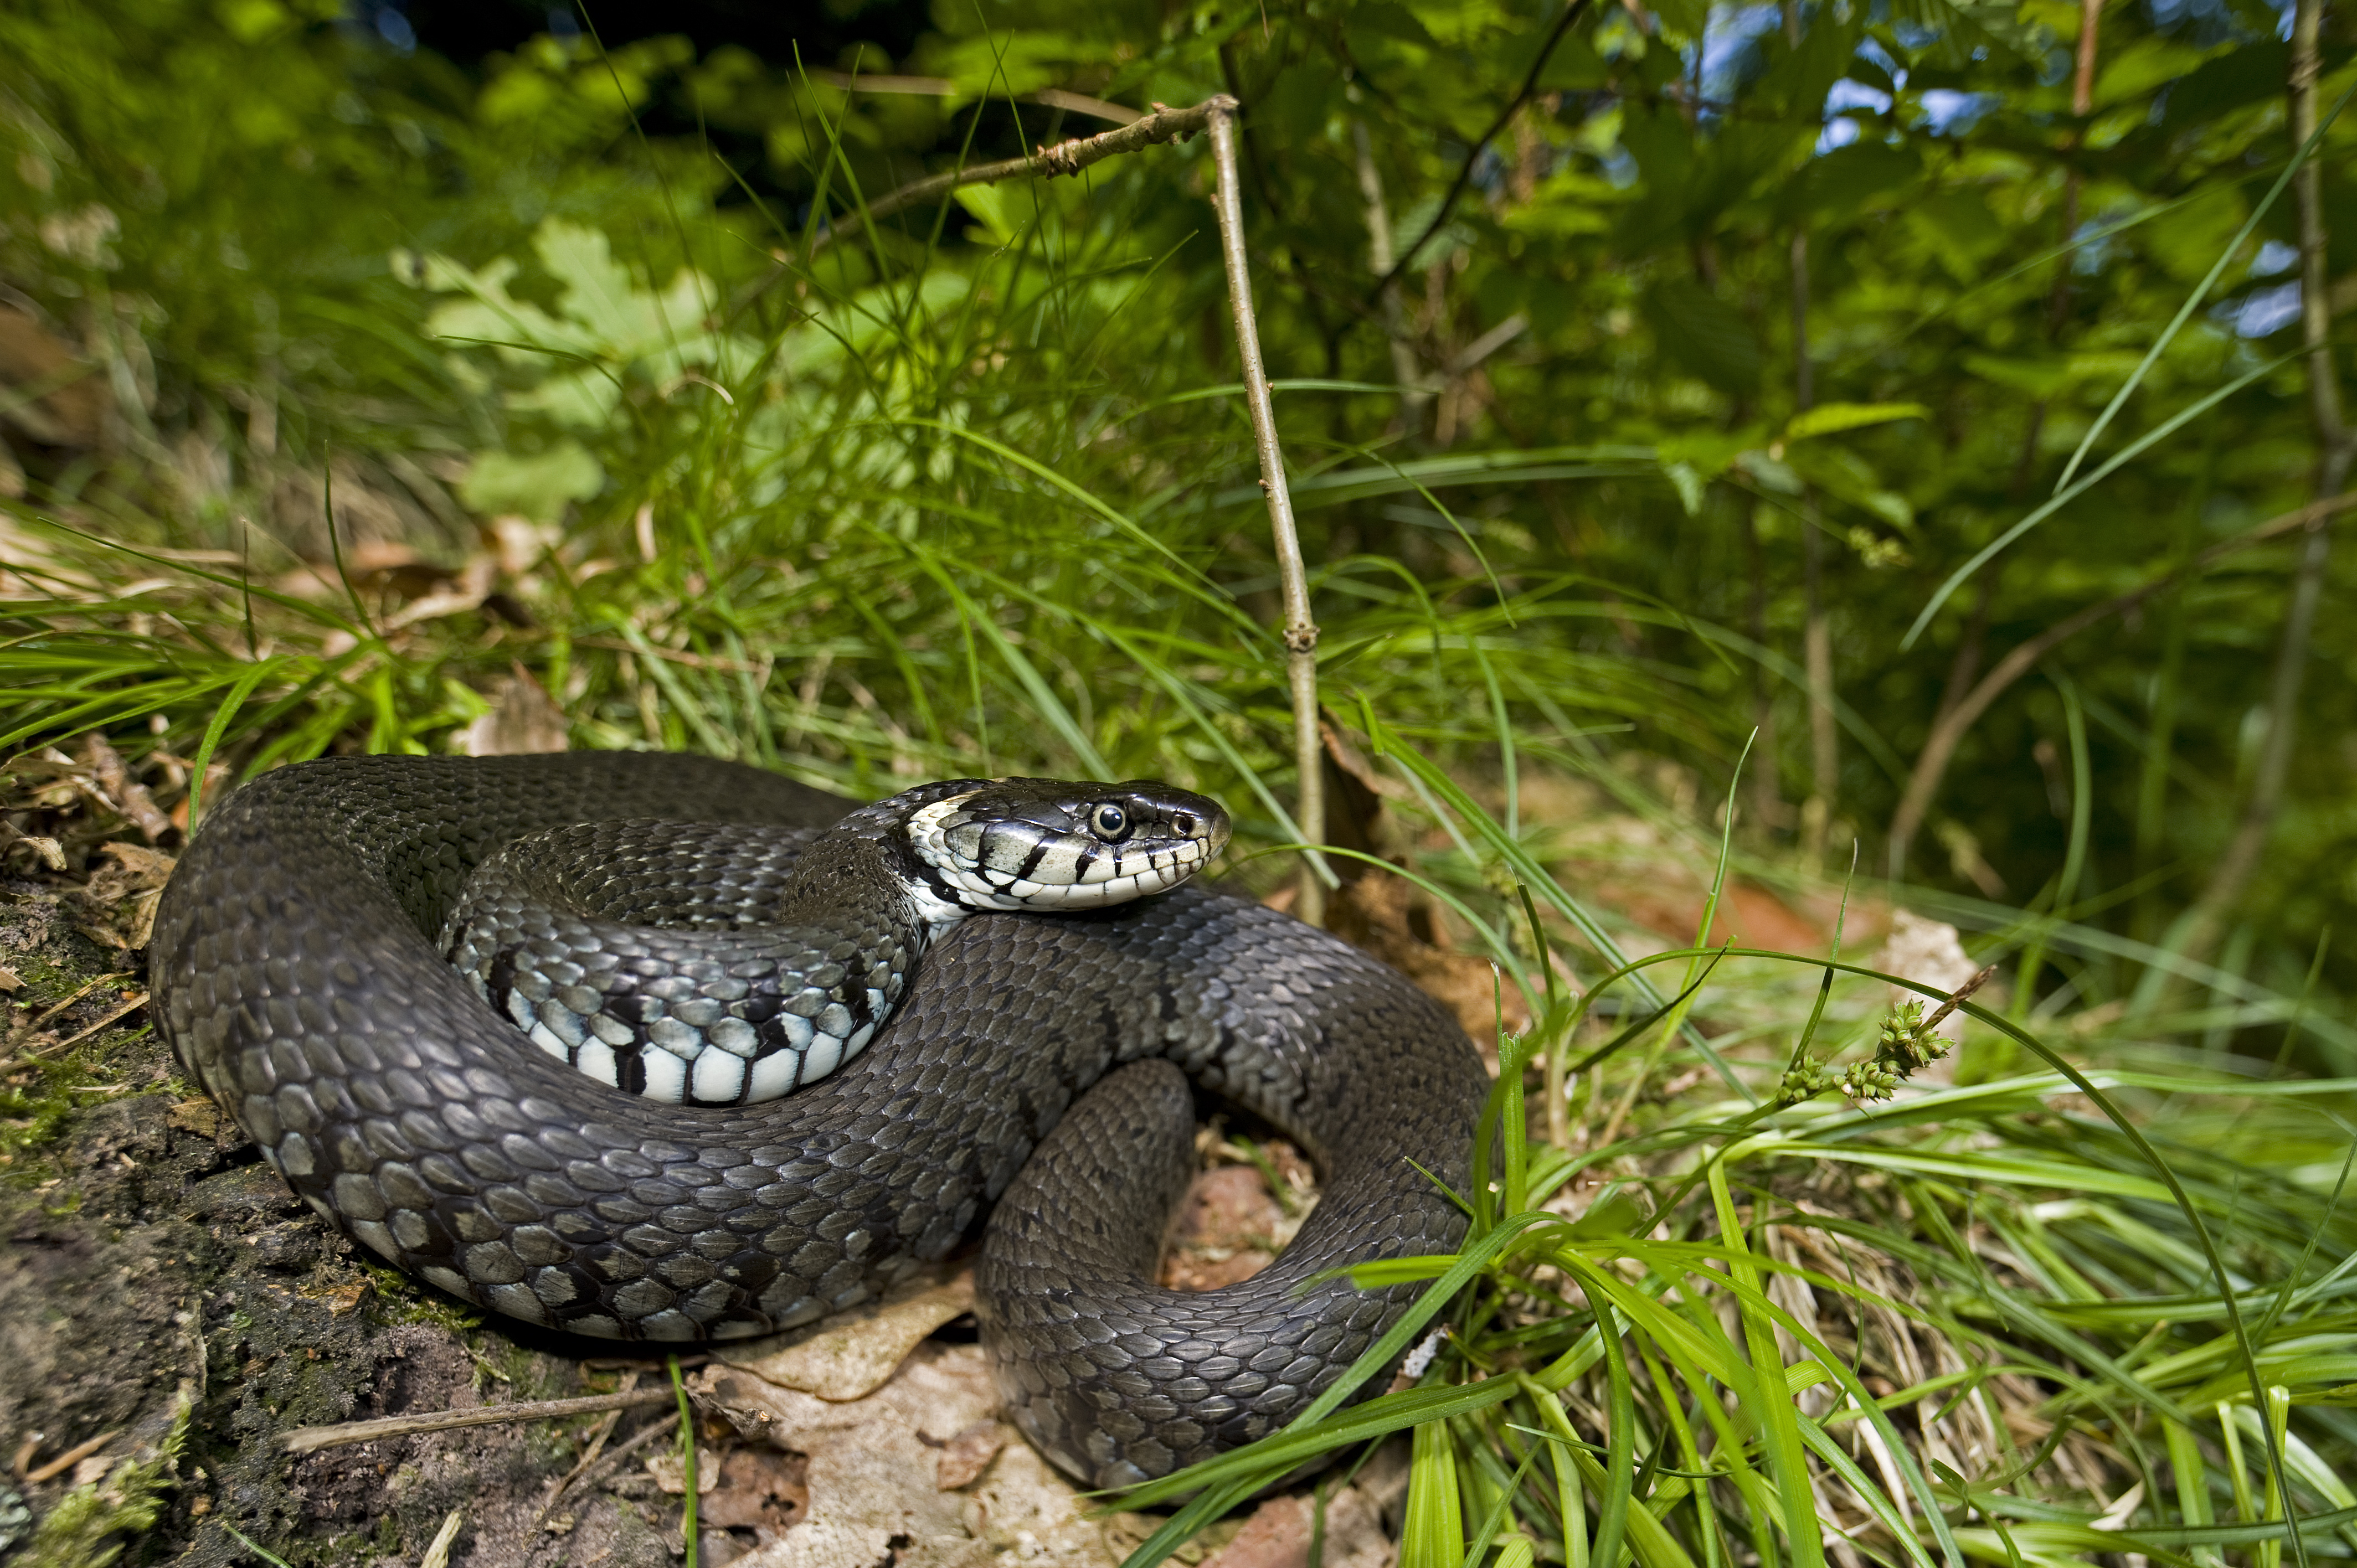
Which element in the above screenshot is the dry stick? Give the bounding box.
[536,1407,681,1518]
[22,992,149,1060]
[418,1508,465,1568]
[21,973,134,1031]
[1206,96,1331,926]
[796,74,1144,130]
[22,1430,121,1486]
[537,1373,641,1526]
[1885,491,2357,873]
[2177,0,2355,968]
[729,98,1223,319]
[281,1387,676,1456]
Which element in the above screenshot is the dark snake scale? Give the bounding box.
[149,752,1487,1488]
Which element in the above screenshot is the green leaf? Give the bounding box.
[2162,40,2288,127]
[1784,402,1929,441]
[1784,139,1918,223]
[459,442,605,523]
[2143,185,2252,285]
[1643,280,1762,396]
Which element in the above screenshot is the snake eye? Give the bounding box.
[1089,803,1130,841]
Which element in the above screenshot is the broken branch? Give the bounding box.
[281,1387,676,1455]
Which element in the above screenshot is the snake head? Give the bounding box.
[904,777,1231,913]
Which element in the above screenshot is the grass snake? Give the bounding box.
[150,752,1485,1488]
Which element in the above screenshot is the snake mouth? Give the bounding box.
[904,777,1232,914]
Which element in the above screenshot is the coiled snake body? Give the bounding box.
[150,753,1485,1487]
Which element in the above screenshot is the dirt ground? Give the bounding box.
[0,864,1417,1568]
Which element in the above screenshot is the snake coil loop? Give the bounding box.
[150,752,1485,1488]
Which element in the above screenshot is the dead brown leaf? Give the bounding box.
[1326,869,1526,1042]
[69,842,176,951]
[646,1444,721,1494]
[931,1419,1008,1492]
[1200,1490,1393,1568]
[79,734,172,843]
[454,663,569,757]
[702,1447,810,1541]
[1163,1165,1289,1292]
[698,1342,1018,1568]
[719,1268,974,1402]
[166,1098,224,1138]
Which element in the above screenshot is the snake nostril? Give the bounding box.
[1173,813,1197,836]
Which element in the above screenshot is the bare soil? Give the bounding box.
[1,875,714,1567]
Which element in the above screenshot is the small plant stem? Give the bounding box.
[2179,0,2352,967]
[1783,145,1836,864]
[671,1355,698,1561]
[2134,427,2214,941]
[1207,95,1331,923]
[1741,507,1782,840]
[1352,121,1427,432]
[1885,491,2357,876]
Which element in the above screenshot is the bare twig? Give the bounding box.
[23,1430,121,1485]
[538,1407,681,1521]
[1367,0,1596,305]
[537,1374,639,1524]
[1206,96,1331,924]
[281,1388,676,1455]
[2177,0,2354,964]
[729,98,1221,319]
[20,992,149,1060]
[419,1509,464,1568]
[797,74,1142,127]
[1886,491,2357,876]
[20,973,134,1031]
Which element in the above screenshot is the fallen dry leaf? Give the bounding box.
[932,1420,1007,1492]
[455,662,569,757]
[699,1340,1013,1568]
[701,1338,1399,1568]
[719,1267,974,1402]
[1200,1490,1394,1568]
[701,1447,809,1543]
[647,1445,721,1494]
[70,842,176,951]
[80,733,172,844]
[166,1098,224,1138]
[1163,1165,1290,1292]
[0,304,109,447]
[1324,870,1529,1042]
